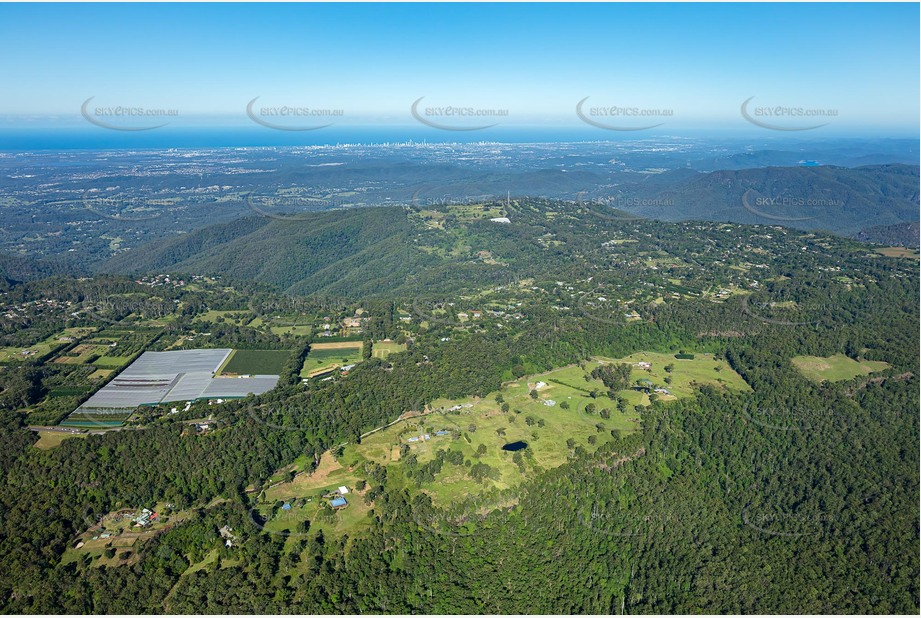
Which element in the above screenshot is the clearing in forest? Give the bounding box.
[791,354,890,383]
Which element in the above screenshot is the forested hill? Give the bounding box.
[102,206,432,298]
[0,250,84,288]
[102,191,920,302]
[622,163,919,234]
[854,221,921,248]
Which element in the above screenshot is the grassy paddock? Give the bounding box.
[792,354,890,383]
[300,342,363,377]
[32,430,86,450]
[261,351,751,536]
[371,341,406,360]
[876,247,919,259]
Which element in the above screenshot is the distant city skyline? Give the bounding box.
[0,3,918,140]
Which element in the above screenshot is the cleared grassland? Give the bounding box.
[192,310,249,326]
[270,325,312,336]
[32,430,86,450]
[300,342,363,377]
[261,351,751,535]
[371,341,406,360]
[258,452,372,542]
[792,354,890,383]
[876,247,919,259]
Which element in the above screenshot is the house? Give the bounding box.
[490,217,511,224]
[636,379,655,392]
[337,486,349,495]
[219,525,235,547]
[543,399,556,407]
[471,310,482,319]
[633,361,651,369]
[330,497,348,509]
[654,388,672,395]
[133,508,153,527]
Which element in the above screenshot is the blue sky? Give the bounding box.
[0,2,918,135]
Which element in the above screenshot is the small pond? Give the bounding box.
[501,441,528,452]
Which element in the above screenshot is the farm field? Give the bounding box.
[53,343,111,365]
[792,354,891,383]
[60,411,133,428]
[81,327,160,369]
[263,351,751,536]
[876,247,920,259]
[371,340,406,360]
[300,341,364,377]
[92,355,133,369]
[219,349,291,375]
